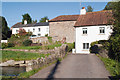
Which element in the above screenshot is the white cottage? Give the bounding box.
[74,8,113,54]
[11,21,49,37]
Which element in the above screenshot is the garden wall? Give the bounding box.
[1,44,68,72]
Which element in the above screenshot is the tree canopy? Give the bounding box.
[0,16,10,40]
[104,2,116,10]
[86,5,93,12]
[39,16,49,22]
[108,1,120,61]
[22,13,32,24]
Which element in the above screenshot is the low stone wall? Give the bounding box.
[1,44,68,72]
[30,37,48,43]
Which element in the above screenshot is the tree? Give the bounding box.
[0,16,10,40]
[39,16,49,22]
[86,5,93,12]
[109,1,120,62]
[104,2,116,10]
[22,13,32,24]
[32,19,37,23]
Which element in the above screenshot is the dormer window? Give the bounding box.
[83,28,87,34]
[99,27,105,34]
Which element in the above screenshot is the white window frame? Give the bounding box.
[99,27,105,34]
[82,28,87,34]
[83,43,89,49]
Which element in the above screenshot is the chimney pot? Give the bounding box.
[80,7,86,15]
[24,20,27,25]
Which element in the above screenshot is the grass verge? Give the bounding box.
[2,50,50,62]
[97,54,120,77]
[6,44,62,50]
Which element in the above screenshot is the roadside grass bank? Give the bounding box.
[6,44,62,50]
[2,50,50,62]
[97,54,120,77]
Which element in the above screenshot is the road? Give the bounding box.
[30,54,110,78]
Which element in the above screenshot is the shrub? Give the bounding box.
[45,34,48,37]
[47,36,52,43]
[7,43,15,47]
[2,43,8,49]
[65,42,75,52]
[23,39,32,46]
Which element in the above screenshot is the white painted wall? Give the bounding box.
[1,40,8,43]
[75,25,112,54]
[12,26,49,37]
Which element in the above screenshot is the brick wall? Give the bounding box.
[49,21,76,43]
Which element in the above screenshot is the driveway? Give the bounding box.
[30,54,110,78]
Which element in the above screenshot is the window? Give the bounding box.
[46,28,49,32]
[83,43,89,49]
[99,27,105,34]
[38,34,41,36]
[38,28,41,32]
[28,29,30,32]
[16,30,18,33]
[83,28,87,34]
[33,28,35,32]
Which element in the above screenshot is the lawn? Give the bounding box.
[6,44,62,50]
[97,54,120,76]
[2,50,50,62]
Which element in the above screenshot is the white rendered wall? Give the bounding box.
[12,26,49,37]
[75,25,112,54]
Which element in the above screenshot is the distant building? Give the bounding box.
[11,21,49,37]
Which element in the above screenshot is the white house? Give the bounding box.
[11,21,49,37]
[74,8,113,54]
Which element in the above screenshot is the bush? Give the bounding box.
[23,39,32,46]
[7,43,15,47]
[65,42,75,52]
[47,36,52,43]
[2,43,8,49]
[1,43,14,49]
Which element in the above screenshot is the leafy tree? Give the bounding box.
[22,13,32,24]
[32,19,37,23]
[86,5,93,12]
[39,16,49,22]
[0,16,10,40]
[108,1,120,62]
[104,2,116,10]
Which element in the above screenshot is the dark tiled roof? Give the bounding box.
[49,15,79,22]
[74,10,113,27]
[11,22,49,28]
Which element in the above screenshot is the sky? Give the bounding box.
[2,2,108,28]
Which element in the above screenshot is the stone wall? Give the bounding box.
[49,21,76,43]
[30,37,48,43]
[1,44,68,72]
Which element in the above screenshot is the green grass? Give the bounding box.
[6,44,62,50]
[97,54,120,76]
[2,50,50,62]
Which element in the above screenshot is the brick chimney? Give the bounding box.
[80,7,86,15]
